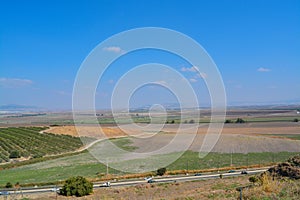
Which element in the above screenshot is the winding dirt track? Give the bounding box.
[44,122,300,153]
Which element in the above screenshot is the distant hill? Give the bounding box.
[0,104,41,112]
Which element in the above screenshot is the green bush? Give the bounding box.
[235,118,245,123]
[60,176,93,197]
[249,176,259,184]
[9,150,20,158]
[5,182,13,188]
[225,119,232,123]
[293,118,299,122]
[157,167,167,176]
[189,119,195,124]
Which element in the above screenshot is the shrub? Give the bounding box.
[189,119,195,124]
[225,119,232,123]
[9,150,20,158]
[5,182,13,188]
[249,176,259,184]
[60,176,93,197]
[235,118,245,123]
[293,118,299,122]
[157,167,167,176]
[288,154,300,166]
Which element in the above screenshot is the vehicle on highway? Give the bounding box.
[0,191,10,195]
[145,177,155,183]
[101,182,111,187]
[194,173,202,176]
[147,179,155,183]
[228,170,236,173]
[51,187,60,192]
[241,170,248,174]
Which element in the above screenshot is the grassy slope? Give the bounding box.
[1,149,299,186]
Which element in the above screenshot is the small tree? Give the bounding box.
[9,150,20,158]
[293,118,299,122]
[249,176,259,184]
[225,119,232,123]
[5,182,13,188]
[157,167,167,176]
[60,176,93,197]
[189,119,195,124]
[235,118,245,123]
[171,120,175,124]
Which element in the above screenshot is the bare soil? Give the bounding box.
[45,122,300,153]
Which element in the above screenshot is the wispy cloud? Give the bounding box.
[0,78,33,88]
[181,66,199,72]
[257,67,271,72]
[189,78,198,83]
[108,79,114,84]
[198,72,207,79]
[102,46,125,54]
[153,80,167,85]
[181,66,207,81]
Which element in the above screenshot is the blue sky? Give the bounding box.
[1,0,299,109]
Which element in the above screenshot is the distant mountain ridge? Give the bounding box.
[0,104,41,111]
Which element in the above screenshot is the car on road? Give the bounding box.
[241,170,248,174]
[228,170,236,173]
[194,173,202,176]
[145,177,155,183]
[51,187,60,192]
[101,182,111,187]
[0,191,10,195]
[147,179,155,183]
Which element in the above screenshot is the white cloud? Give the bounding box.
[198,72,207,79]
[0,78,33,88]
[181,66,207,80]
[189,78,198,83]
[257,67,271,72]
[102,46,125,54]
[181,66,199,72]
[153,80,167,85]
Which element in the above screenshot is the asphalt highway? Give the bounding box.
[0,168,268,196]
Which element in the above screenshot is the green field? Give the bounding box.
[0,145,299,187]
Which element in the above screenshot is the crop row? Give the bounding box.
[0,127,84,163]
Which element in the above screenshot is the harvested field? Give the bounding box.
[45,122,300,136]
[44,122,300,153]
[44,125,127,138]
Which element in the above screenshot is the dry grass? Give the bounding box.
[242,174,300,199]
[45,122,300,138]
[44,125,127,138]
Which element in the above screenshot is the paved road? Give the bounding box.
[1,168,268,196]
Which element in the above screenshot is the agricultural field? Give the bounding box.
[0,108,299,188]
[0,127,85,163]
